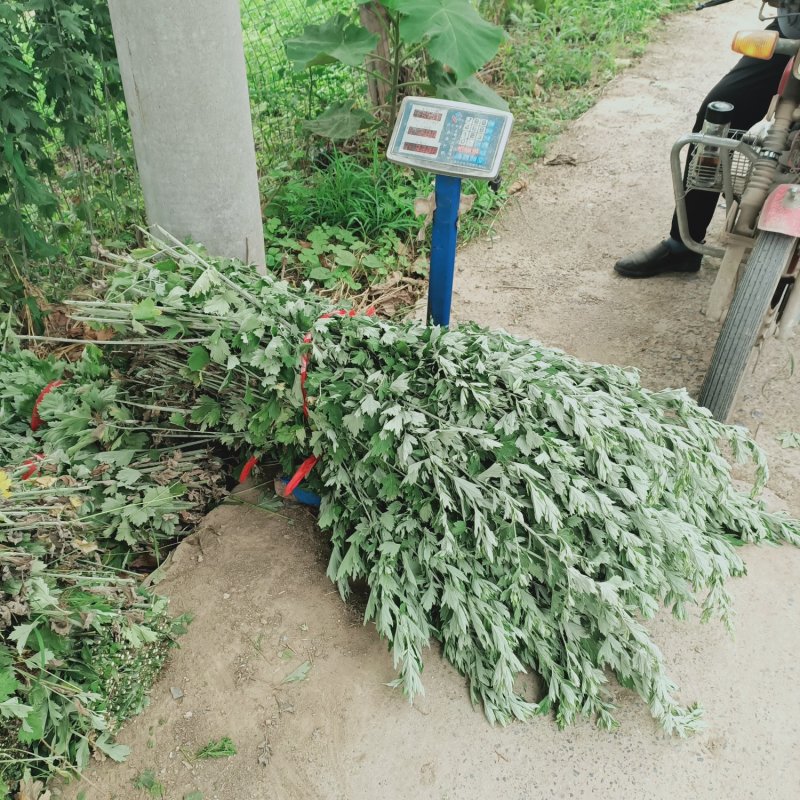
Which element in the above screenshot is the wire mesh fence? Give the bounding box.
[240,0,365,165]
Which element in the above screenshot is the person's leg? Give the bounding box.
[616,22,790,277]
[670,42,791,243]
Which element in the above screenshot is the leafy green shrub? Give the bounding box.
[0,0,140,313]
[285,0,507,137]
[262,142,508,291]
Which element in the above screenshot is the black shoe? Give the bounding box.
[614,240,702,278]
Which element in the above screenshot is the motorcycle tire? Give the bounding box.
[699,230,797,421]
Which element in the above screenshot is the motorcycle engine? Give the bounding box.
[778,128,800,177]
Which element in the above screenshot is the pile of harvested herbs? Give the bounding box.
[3,236,798,793]
[47,238,797,736]
[0,341,226,793]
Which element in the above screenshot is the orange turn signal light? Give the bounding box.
[731,30,779,60]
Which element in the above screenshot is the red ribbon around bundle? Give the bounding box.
[12,381,64,482]
[299,307,375,418]
[0,379,66,485]
[30,380,63,431]
[282,454,320,497]
[243,307,375,494]
[239,455,259,484]
[21,454,45,480]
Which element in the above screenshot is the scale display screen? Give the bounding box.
[387,97,513,179]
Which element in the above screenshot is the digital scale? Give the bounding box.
[388,97,513,180]
[387,97,513,325]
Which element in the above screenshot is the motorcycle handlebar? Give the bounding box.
[696,0,789,8]
[695,0,735,9]
[775,37,800,54]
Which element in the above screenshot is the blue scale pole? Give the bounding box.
[427,174,462,326]
[282,174,461,507]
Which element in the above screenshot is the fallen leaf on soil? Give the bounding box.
[545,154,578,167]
[15,774,50,800]
[779,431,800,448]
[281,660,312,683]
[258,737,272,767]
[72,538,99,554]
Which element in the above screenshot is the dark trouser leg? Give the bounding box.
[670,23,790,245]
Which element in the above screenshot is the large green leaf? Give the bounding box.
[391,0,504,78]
[286,14,379,71]
[427,62,508,110]
[303,102,378,140]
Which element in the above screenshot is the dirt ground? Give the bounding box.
[62,2,800,799]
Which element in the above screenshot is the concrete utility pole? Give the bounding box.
[108,0,266,272]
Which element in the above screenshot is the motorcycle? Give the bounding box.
[671,0,800,420]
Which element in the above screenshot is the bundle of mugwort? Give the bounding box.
[65,237,799,735]
[0,343,225,791]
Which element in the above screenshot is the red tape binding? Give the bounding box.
[22,454,44,480]
[31,380,63,431]
[291,306,374,494]
[283,455,319,497]
[300,307,374,421]
[239,455,259,483]
[300,332,313,418]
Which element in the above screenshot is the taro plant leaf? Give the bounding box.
[286,14,379,70]
[303,102,378,141]
[427,62,508,110]
[391,0,505,78]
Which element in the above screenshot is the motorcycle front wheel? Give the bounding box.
[699,230,797,421]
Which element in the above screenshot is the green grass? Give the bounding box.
[497,0,691,157]
[265,142,428,243]
[260,140,510,293]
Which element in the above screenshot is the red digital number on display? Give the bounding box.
[407,126,438,139]
[402,142,438,155]
[412,109,442,122]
